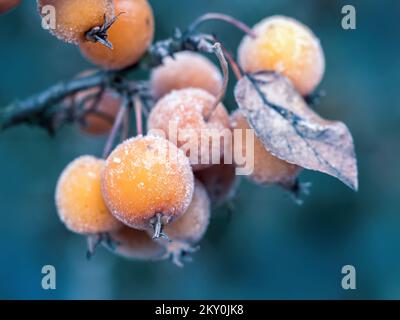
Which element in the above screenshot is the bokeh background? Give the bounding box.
[0,0,399,299]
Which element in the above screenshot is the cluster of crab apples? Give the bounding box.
[5,0,326,265]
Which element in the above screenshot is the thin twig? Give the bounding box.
[76,87,106,128]
[219,43,244,80]
[134,95,143,136]
[85,87,106,113]
[0,30,232,132]
[189,13,256,37]
[0,72,107,130]
[102,95,128,158]
[121,100,131,141]
[205,42,229,121]
[76,90,102,114]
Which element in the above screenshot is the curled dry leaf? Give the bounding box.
[234,71,358,190]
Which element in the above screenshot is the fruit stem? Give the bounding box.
[86,233,104,259]
[134,95,143,136]
[282,179,312,205]
[78,87,106,122]
[121,99,131,141]
[86,232,118,259]
[219,43,244,80]
[304,89,326,106]
[152,213,170,241]
[189,13,256,38]
[92,35,113,49]
[162,241,200,267]
[102,95,128,158]
[85,13,124,49]
[205,42,229,121]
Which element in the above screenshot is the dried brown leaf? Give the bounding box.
[234,72,358,190]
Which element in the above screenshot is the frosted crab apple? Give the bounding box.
[147,88,231,170]
[231,110,301,186]
[55,156,123,234]
[195,159,237,207]
[161,180,211,267]
[106,226,166,261]
[79,0,155,69]
[37,0,115,44]
[151,51,223,99]
[101,135,194,238]
[238,15,325,95]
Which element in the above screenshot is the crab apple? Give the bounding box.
[231,110,301,186]
[147,88,231,171]
[0,0,20,14]
[150,51,223,99]
[37,0,114,44]
[55,156,123,234]
[238,15,325,95]
[106,226,166,261]
[164,180,210,244]
[160,180,210,267]
[79,0,154,70]
[101,135,194,235]
[195,159,237,207]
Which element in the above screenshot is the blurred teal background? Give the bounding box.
[0,0,399,299]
